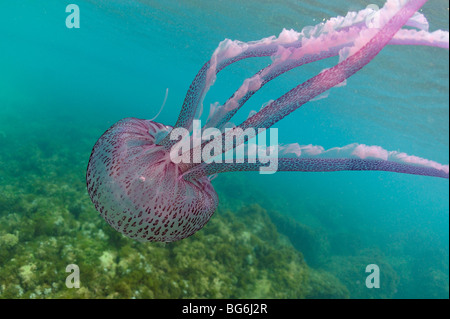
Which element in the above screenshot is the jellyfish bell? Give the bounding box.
[86,118,219,242]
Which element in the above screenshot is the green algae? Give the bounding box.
[0,234,18,249]
[0,163,346,298]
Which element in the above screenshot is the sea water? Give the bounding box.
[0,0,448,298]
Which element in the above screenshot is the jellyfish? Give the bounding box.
[86,0,449,243]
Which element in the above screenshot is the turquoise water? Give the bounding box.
[0,0,448,298]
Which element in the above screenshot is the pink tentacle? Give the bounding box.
[238,0,429,132]
[183,158,449,181]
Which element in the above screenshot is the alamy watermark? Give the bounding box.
[169,120,279,174]
[66,4,80,29]
[365,264,380,289]
[65,264,80,288]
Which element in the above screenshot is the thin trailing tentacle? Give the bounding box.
[149,88,169,121]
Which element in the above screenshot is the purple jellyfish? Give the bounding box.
[86,0,449,243]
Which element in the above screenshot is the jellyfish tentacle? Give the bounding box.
[158,42,295,149]
[183,158,449,180]
[390,29,449,48]
[207,28,449,131]
[175,0,445,138]
[205,31,357,131]
[238,0,428,133]
[182,141,449,180]
[163,0,444,154]
[160,2,419,148]
[177,0,448,177]
[196,1,447,162]
[178,0,431,171]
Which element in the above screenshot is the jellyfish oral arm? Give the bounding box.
[183,144,450,181]
[176,0,449,181]
[205,23,448,132]
[158,5,375,147]
[164,0,448,180]
[185,158,449,180]
[161,0,447,144]
[239,0,431,131]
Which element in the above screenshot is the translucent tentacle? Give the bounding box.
[149,88,169,121]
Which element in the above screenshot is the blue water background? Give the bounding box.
[0,0,448,297]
